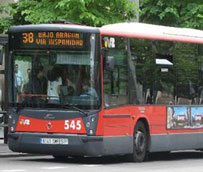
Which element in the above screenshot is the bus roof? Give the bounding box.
[100,22,203,44]
[8,24,99,34]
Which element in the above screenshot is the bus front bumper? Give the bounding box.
[8,132,133,157]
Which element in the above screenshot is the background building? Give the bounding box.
[0,0,18,4]
[0,0,18,17]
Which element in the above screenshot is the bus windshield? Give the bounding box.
[10,34,100,110]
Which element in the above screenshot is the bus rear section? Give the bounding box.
[7,24,105,157]
[100,23,203,161]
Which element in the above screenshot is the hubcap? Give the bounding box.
[135,131,145,153]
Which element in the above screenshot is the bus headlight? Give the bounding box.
[91,117,95,122]
[86,122,91,128]
[89,130,93,135]
[10,127,14,132]
[8,109,18,133]
[83,112,99,136]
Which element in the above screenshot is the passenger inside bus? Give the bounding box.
[13,50,100,108]
[47,67,62,103]
[62,73,76,91]
[60,74,76,102]
[20,66,47,104]
[23,68,32,94]
[32,66,47,95]
[14,64,24,101]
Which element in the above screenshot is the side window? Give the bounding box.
[103,36,129,108]
[175,43,199,105]
[129,39,154,104]
[153,40,175,105]
[13,56,32,102]
[129,39,202,105]
[103,37,203,106]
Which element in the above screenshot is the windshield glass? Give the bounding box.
[10,34,100,109]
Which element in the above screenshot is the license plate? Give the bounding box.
[40,138,69,145]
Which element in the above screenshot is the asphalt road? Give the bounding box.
[1,151,203,172]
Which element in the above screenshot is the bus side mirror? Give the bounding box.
[102,48,115,72]
[104,56,115,72]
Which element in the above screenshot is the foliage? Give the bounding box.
[140,0,203,29]
[0,17,12,33]
[0,0,136,33]
[2,0,203,33]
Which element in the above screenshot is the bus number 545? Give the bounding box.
[64,120,81,130]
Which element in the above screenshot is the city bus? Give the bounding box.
[7,22,203,162]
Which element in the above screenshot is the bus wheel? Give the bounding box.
[130,121,148,162]
[52,155,67,160]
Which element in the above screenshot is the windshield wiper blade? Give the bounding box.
[62,103,88,116]
[16,101,27,113]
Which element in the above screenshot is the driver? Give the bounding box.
[80,80,98,98]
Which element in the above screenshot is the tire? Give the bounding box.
[128,121,148,162]
[4,127,8,144]
[52,155,68,160]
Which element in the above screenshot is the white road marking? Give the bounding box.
[1,170,27,172]
[41,166,66,170]
[82,165,101,167]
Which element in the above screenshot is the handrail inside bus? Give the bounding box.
[17,94,50,103]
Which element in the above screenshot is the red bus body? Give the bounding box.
[7,23,203,161]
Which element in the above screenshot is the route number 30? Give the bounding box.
[64,120,81,130]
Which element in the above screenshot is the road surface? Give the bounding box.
[0,151,203,172]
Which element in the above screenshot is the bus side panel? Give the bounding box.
[96,106,135,155]
[96,105,203,153]
[146,106,167,134]
[95,110,104,136]
[101,107,133,136]
[148,106,203,152]
[98,106,167,137]
[150,132,203,152]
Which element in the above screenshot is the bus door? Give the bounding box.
[103,36,132,137]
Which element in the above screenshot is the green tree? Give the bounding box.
[0,0,136,33]
[140,0,203,29]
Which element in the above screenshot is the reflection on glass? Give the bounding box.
[11,35,100,110]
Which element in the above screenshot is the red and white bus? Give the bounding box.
[7,22,203,162]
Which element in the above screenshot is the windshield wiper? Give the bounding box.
[16,101,27,113]
[62,103,88,116]
[16,103,22,113]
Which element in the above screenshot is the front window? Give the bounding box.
[10,33,100,109]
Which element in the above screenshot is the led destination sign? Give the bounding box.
[22,32,83,46]
[11,31,85,49]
